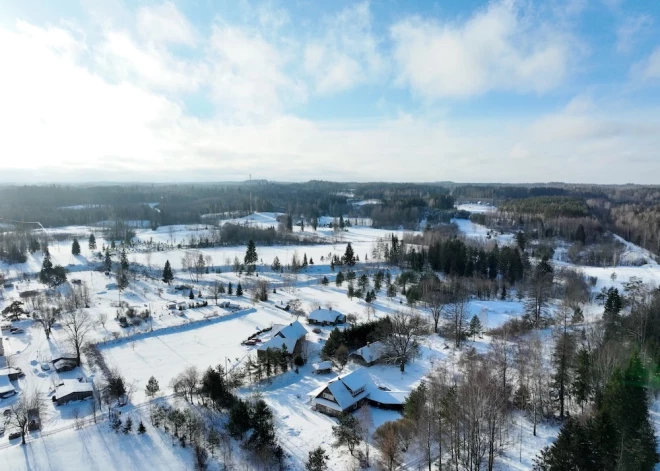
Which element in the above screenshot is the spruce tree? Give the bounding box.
[228,282,233,295]
[551,332,576,418]
[244,239,258,273]
[39,248,53,284]
[71,238,81,256]
[469,315,482,340]
[162,260,174,284]
[236,283,243,296]
[137,421,146,434]
[321,276,329,285]
[271,256,281,271]
[603,287,623,340]
[306,446,329,471]
[145,376,160,399]
[335,271,344,286]
[572,348,591,412]
[88,233,96,250]
[104,248,112,272]
[342,243,356,266]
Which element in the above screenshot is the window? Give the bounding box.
[322,393,335,402]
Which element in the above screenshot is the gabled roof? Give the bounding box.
[56,380,93,398]
[351,341,386,364]
[338,369,368,393]
[312,361,333,371]
[258,321,307,352]
[0,374,16,395]
[308,309,345,323]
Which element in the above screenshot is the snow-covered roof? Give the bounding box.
[367,388,408,405]
[56,380,93,398]
[351,341,386,364]
[339,369,369,393]
[308,308,345,323]
[0,374,15,395]
[325,378,370,410]
[257,321,307,352]
[312,361,333,371]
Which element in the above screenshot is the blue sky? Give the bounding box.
[0,0,659,183]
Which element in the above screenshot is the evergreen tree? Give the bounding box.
[271,256,281,271]
[468,315,482,340]
[306,447,329,471]
[603,287,623,340]
[551,332,576,418]
[88,233,96,250]
[120,247,129,271]
[162,260,174,284]
[572,348,591,413]
[244,239,258,273]
[335,271,345,286]
[123,416,133,434]
[286,214,293,232]
[138,421,146,434]
[207,427,220,455]
[39,247,53,284]
[104,248,112,272]
[575,224,586,244]
[342,243,356,266]
[227,399,251,439]
[71,238,81,256]
[228,282,233,295]
[321,276,329,285]
[303,253,308,267]
[339,215,345,230]
[189,289,195,300]
[332,413,361,456]
[145,376,160,399]
[347,283,355,300]
[236,283,243,296]
[311,218,318,231]
[247,399,277,451]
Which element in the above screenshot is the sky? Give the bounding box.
[0,0,659,184]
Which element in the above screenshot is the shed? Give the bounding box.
[312,361,333,374]
[349,341,386,366]
[53,380,94,405]
[307,308,346,326]
[0,374,16,399]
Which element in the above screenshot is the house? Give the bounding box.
[310,368,408,417]
[0,367,24,381]
[0,373,16,399]
[53,379,94,405]
[350,341,386,366]
[52,354,79,373]
[307,308,346,326]
[257,321,307,357]
[312,361,333,374]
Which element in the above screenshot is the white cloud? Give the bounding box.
[209,24,306,118]
[390,1,573,99]
[616,14,653,53]
[631,46,660,82]
[136,2,196,46]
[304,2,385,94]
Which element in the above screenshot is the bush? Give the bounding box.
[294,355,305,367]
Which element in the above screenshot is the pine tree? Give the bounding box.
[162,260,174,284]
[551,332,576,418]
[575,224,586,244]
[286,214,293,232]
[120,247,129,271]
[603,287,623,340]
[244,239,258,273]
[469,315,482,340]
[236,283,243,296]
[227,399,251,439]
[228,282,233,295]
[207,427,220,455]
[39,248,53,284]
[306,446,329,471]
[88,233,97,250]
[189,289,195,300]
[271,256,281,271]
[137,421,146,434]
[104,248,112,272]
[71,238,81,256]
[123,416,133,434]
[145,376,160,399]
[321,276,329,285]
[572,348,591,412]
[332,413,361,456]
[335,271,344,286]
[303,253,308,267]
[342,243,356,266]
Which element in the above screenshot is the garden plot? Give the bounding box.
[100,306,300,404]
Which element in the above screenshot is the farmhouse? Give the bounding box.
[307,308,345,326]
[257,321,307,357]
[53,380,94,405]
[310,368,408,417]
[349,341,386,366]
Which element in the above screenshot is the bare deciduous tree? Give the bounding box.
[5,390,47,445]
[380,311,427,372]
[33,307,59,340]
[61,310,94,366]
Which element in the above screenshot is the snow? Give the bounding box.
[452,217,515,245]
[456,203,497,213]
[307,308,344,324]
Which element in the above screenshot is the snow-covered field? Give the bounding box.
[2,217,660,470]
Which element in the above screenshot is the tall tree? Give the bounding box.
[88,233,97,250]
[342,243,356,267]
[244,239,258,274]
[61,310,94,366]
[162,260,174,284]
[551,332,576,418]
[71,238,81,256]
[380,311,426,372]
[104,247,112,272]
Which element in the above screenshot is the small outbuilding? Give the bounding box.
[0,374,16,399]
[349,341,386,367]
[53,380,94,406]
[312,361,333,374]
[307,308,345,326]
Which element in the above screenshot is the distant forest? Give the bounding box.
[0,181,659,255]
